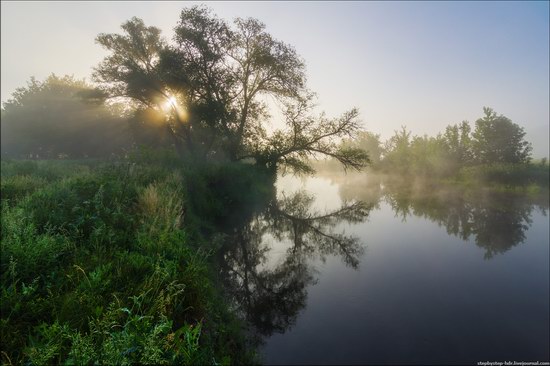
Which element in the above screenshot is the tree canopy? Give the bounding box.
[93,6,369,173]
[471,107,532,164]
[1,74,131,159]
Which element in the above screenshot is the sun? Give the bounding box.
[160,93,188,122]
[164,96,178,110]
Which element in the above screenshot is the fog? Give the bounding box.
[2,1,548,157]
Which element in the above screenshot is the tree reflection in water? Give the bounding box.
[219,172,548,346]
[337,173,548,259]
[218,190,372,339]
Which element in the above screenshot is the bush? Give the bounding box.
[182,161,276,232]
[458,163,550,187]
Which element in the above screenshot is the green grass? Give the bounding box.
[1,157,259,365]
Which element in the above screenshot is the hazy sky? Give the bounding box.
[2,1,549,157]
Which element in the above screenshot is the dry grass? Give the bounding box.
[138,173,184,236]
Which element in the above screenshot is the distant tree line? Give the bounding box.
[339,107,537,179]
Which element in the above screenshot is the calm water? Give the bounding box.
[220,173,550,365]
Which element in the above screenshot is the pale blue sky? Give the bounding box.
[2,1,548,157]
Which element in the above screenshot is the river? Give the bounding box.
[219,172,550,365]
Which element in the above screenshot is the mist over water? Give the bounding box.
[220,170,550,364]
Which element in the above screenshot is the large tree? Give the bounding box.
[471,107,532,164]
[0,74,131,159]
[93,6,368,173]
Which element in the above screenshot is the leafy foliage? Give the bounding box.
[471,107,532,164]
[0,74,132,159]
[93,5,369,173]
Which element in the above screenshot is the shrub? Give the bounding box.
[458,163,550,187]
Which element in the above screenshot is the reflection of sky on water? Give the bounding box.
[221,173,549,364]
[277,174,344,212]
[265,197,548,364]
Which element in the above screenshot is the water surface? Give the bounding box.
[220,173,549,365]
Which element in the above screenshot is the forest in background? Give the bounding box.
[319,107,549,191]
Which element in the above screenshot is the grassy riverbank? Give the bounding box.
[1,153,272,365]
